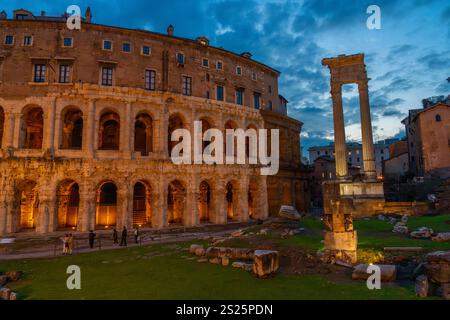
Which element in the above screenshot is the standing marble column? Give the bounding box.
[83,99,96,158]
[331,84,348,179]
[358,81,377,181]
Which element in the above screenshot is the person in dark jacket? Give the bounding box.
[88,230,96,249]
[112,228,118,244]
[120,226,127,246]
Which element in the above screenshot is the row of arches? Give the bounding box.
[0,105,258,157]
[12,178,260,232]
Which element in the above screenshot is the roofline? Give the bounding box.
[411,102,449,121]
[0,18,281,76]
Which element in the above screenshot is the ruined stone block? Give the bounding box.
[252,250,279,278]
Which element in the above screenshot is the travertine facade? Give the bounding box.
[0,10,304,235]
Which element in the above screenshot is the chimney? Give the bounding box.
[167,24,174,36]
[85,6,92,23]
[41,11,46,17]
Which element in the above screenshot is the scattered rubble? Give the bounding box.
[352,264,397,282]
[252,250,279,278]
[432,233,450,242]
[392,222,409,234]
[278,206,302,221]
[410,227,434,239]
[414,251,450,300]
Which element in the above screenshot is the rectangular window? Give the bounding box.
[216,85,224,101]
[268,100,273,111]
[122,42,131,53]
[4,35,14,45]
[101,67,113,86]
[236,66,242,75]
[252,72,257,81]
[268,85,272,93]
[63,37,73,47]
[236,88,244,105]
[103,40,112,51]
[177,52,185,65]
[33,64,46,82]
[253,92,261,109]
[182,76,192,96]
[59,65,71,83]
[142,45,151,56]
[145,70,156,91]
[23,36,33,46]
[202,58,209,68]
[216,61,223,70]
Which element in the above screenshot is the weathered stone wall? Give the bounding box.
[0,86,270,235]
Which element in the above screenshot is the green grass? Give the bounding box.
[1,243,420,300]
[1,214,448,300]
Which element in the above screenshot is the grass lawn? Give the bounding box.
[1,214,448,300]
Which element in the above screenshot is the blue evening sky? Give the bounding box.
[2,0,449,155]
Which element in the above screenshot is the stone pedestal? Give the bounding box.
[321,198,358,264]
[322,180,385,218]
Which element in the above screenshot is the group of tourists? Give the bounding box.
[62,233,74,255]
[112,226,141,246]
[63,226,141,255]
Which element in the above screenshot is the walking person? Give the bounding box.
[113,228,118,244]
[68,233,74,255]
[62,234,69,255]
[120,226,127,247]
[134,227,140,244]
[88,230,96,249]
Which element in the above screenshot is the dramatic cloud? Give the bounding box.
[2,0,448,155]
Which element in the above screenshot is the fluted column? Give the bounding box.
[83,99,96,158]
[331,84,348,179]
[358,81,377,181]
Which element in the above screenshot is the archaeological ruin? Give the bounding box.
[0,9,308,236]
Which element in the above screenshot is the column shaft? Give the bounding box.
[84,99,96,158]
[358,81,376,180]
[331,85,348,179]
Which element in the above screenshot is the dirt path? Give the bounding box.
[0,222,255,261]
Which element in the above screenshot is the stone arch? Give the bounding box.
[167,179,186,225]
[225,180,239,221]
[168,113,186,155]
[132,180,152,227]
[19,105,44,149]
[95,181,118,228]
[13,180,39,232]
[198,180,212,223]
[99,111,120,150]
[134,112,153,156]
[56,180,80,229]
[0,106,4,148]
[61,106,83,149]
